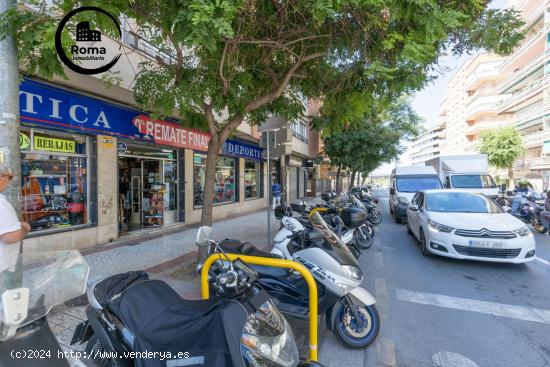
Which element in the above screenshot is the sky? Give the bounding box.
[372,0,509,176]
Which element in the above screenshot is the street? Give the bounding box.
[320,189,550,367]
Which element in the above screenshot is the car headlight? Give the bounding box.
[241,300,299,367]
[513,226,531,237]
[428,219,454,233]
[397,196,409,205]
[341,265,363,281]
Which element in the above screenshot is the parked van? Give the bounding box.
[389,166,442,223]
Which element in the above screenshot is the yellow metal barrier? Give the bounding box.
[201,253,319,361]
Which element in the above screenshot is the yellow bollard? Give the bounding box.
[201,253,319,362]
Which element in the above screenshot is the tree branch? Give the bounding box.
[204,104,218,135]
[219,41,230,95]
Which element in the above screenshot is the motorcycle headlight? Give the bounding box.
[341,265,363,281]
[241,300,299,367]
[428,219,454,233]
[397,196,409,205]
[513,226,531,237]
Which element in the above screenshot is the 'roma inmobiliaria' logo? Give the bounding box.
[55,7,122,75]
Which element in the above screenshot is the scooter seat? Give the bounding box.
[219,239,281,258]
[250,264,290,278]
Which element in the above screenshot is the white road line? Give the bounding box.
[376,337,397,367]
[432,352,479,367]
[375,277,389,317]
[535,256,550,266]
[396,289,550,325]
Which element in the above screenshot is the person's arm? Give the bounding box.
[0,222,30,244]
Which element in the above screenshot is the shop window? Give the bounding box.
[193,154,236,207]
[245,160,262,199]
[20,130,90,233]
[163,160,177,211]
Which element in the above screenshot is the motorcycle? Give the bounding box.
[72,227,322,367]
[214,212,380,349]
[352,191,381,225]
[0,249,89,367]
[510,191,547,234]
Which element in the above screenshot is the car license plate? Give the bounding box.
[468,240,505,248]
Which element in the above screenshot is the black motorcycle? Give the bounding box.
[511,192,547,234]
[71,227,323,367]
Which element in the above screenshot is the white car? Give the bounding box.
[406,189,536,264]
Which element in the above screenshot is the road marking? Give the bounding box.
[375,277,389,317]
[375,252,385,267]
[432,352,479,367]
[376,337,397,367]
[535,257,550,266]
[396,289,550,325]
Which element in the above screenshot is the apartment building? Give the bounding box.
[440,53,510,154]
[408,123,446,165]
[498,0,550,182]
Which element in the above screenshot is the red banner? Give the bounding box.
[132,115,210,151]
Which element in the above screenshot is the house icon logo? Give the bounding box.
[76,21,101,42]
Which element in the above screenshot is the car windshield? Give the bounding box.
[425,192,502,213]
[450,174,496,189]
[396,177,442,193]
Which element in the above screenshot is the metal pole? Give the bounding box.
[0,0,21,215]
[267,130,271,248]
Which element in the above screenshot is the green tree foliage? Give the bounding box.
[479,126,524,187]
[321,98,421,190]
[1,1,524,249]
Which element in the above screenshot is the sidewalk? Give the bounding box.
[48,207,283,355]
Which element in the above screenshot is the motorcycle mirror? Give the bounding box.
[196,226,213,247]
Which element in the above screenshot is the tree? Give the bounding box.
[479,126,524,189]
[321,98,420,191]
[1,1,524,262]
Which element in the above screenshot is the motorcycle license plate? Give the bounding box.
[468,240,504,248]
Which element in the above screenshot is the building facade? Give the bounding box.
[408,123,446,165]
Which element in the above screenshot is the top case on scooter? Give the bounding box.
[111,278,247,367]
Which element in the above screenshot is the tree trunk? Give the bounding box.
[335,164,342,194]
[361,174,367,186]
[350,170,357,190]
[508,165,515,190]
[196,134,223,264]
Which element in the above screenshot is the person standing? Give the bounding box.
[272,181,282,209]
[0,165,30,273]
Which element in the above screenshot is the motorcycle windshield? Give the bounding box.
[0,250,89,333]
[309,212,350,253]
[351,195,367,211]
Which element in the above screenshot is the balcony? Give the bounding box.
[529,156,550,170]
[500,24,547,72]
[465,120,502,137]
[522,130,550,148]
[515,103,549,130]
[464,61,502,92]
[497,77,546,113]
[465,95,502,121]
[499,53,547,94]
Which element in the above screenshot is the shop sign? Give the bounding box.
[20,132,31,150]
[222,139,264,161]
[132,115,210,151]
[117,141,127,154]
[18,78,209,150]
[287,156,303,167]
[100,136,114,148]
[34,135,75,153]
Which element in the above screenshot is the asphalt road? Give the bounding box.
[319,189,550,367]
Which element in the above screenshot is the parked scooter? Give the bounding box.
[214,212,380,349]
[0,250,89,367]
[354,191,382,224]
[72,227,323,367]
[510,191,547,234]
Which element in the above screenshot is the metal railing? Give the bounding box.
[497,77,546,111]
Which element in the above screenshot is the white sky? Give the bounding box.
[372,0,509,176]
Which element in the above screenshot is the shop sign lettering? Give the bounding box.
[34,135,76,153]
[222,139,264,161]
[132,115,210,151]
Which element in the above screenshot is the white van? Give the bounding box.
[389,166,442,224]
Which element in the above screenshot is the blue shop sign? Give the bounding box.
[222,139,264,161]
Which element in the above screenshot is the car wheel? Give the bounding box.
[407,224,413,235]
[389,203,394,215]
[394,210,401,224]
[419,229,432,257]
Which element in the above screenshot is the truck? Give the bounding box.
[424,154,498,197]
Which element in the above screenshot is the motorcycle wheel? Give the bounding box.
[334,303,380,349]
[531,216,547,234]
[369,210,382,225]
[357,227,372,249]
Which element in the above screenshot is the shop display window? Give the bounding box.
[20,129,89,232]
[193,154,236,207]
[244,160,261,199]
